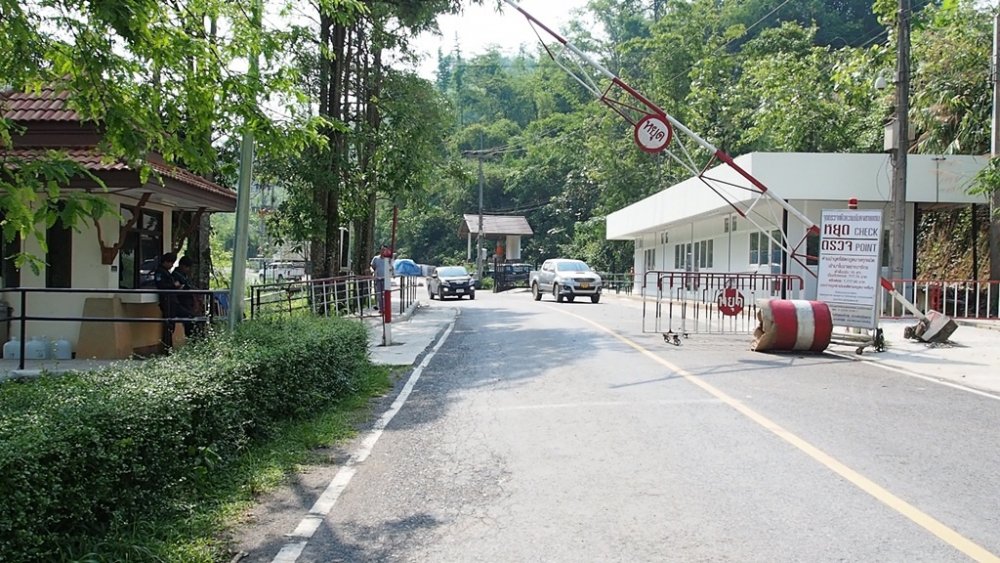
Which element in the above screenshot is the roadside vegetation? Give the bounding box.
[0,316,391,562]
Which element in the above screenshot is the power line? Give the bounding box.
[659,0,794,87]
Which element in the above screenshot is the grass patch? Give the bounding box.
[70,363,394,563]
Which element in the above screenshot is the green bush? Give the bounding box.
[0,316,369,561]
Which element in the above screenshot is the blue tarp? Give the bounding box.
[393,258,423,276]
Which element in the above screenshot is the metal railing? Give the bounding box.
[881,279,1000,320]
[0,287,221,370]
[395,275,419,315]
[249,274,376,319]
[248,274,420,320]
[599,272,636,295]
[640,270,805,335]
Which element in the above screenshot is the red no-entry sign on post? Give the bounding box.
[717,287,745,317]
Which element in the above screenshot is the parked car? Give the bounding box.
[428,265,476,300]
[529,258,603,303]
[263,261,306,283]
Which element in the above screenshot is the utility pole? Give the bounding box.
[991,10,1000,286]
[477,154,485,282]
[889,0,911,284]
[229,0,260,328]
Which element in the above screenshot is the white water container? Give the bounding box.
[25,337,46,360]
[53,338,73,360]
[3,337,20,360]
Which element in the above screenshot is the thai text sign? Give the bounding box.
[816,209,883,329]
[633,114,672,153]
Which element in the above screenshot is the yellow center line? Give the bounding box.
[554,306,1000,563]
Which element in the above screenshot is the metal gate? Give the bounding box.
[642,271,805,340]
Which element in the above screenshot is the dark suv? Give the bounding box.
[428,266,476,300]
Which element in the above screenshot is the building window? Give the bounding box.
[46,212,72,288]
[644,248,656,271]
[119,206,164,289]
[770,230,782,265]
[750,230,782,266]
[806,232,819,266]
[750,230,784,266]
[707,239,714,268]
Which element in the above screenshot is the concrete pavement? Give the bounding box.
[834,318,1000,397]
[366,299,457,366]
[375,292,1000,399]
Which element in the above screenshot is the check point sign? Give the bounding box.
[816,209,883,329]
[634,114,673,153]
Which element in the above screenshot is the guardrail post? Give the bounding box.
[18,289,26,370]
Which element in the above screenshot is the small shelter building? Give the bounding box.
[1,87,236,358]
[459,214,533,262]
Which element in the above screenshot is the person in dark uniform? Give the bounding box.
[154,252,180,349]
[171,256,199,339]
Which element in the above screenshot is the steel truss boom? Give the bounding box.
[500,0,925,319]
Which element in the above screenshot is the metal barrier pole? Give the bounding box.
[18,290,26,370]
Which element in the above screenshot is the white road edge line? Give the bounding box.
[271,315,458,563]
[827,351,1000,402]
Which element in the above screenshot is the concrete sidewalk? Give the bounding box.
[830,319,1000,397]
[366,299,457,366]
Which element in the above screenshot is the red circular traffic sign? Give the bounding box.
[717,287,745,317]
[633,114,673,154]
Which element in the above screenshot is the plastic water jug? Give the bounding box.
[25,337,46,360]
[39,335,52,359]
[53,338,72,360]
[3,337,20,360]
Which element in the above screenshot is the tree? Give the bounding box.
[0,0,331,270]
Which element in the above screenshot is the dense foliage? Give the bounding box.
[0,316,368,561]
[370,0,996,279]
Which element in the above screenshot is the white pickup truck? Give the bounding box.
[529,258,603,303]
[263,261,307,283]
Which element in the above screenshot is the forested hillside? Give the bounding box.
[243,0,995,280]
[368,0,995,278]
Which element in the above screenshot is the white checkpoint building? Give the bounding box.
[606,152,990,299]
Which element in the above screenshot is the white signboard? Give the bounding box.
[816,209,883,329]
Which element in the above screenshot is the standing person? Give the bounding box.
[171,256,200,339]
[154,252,180,349]
[370,244,390,311]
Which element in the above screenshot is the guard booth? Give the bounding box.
[458,214,533,292]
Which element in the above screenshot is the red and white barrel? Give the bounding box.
[752,299,832,353]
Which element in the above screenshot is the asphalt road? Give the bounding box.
[240,290,1000,563]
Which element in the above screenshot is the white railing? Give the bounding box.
[881,279,1000,320]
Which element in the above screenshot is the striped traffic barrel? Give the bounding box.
[752,299,833,353]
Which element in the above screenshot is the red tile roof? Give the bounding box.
[1,87,79,122]
[1,88,234,203]
[148,160,234,199]
[1,147,128,170]
[2,147,234,201]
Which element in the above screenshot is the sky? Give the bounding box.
[408,0,593,80]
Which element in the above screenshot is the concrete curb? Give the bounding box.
[955,319,1000,332]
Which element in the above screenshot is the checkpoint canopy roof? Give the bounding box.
[459,214,533,237]
[606,151,989,240]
